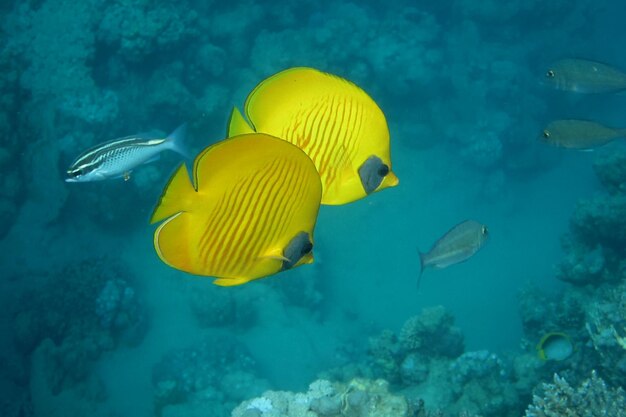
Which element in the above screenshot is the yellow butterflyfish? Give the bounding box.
[228,67,399,205]
[150,133,322,286]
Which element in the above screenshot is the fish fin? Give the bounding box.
[213,277,251,286]
[417,249,425,289]
[166,123,191,159]
[143,154,161,164]
[260,248,290,262]
[150,163,195,224]
[227,106,255,137]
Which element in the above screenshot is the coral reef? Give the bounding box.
[558,150,626,286]
[584,281,626,386]
[525,371,626,417]
[13,258,147,367]
[399,306,465,359]
[152,336,269,417]
[232,378,410,417]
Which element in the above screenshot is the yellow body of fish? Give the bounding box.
[228,67,398,205]
[545,59,626,93]
[150,133,322,286]
[541,119,626,149]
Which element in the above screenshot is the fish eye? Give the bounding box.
[542,130,551,139]
[301,241,313,255]
[481,225,488,236]
[546,69,555,78]
[378,164,390,177]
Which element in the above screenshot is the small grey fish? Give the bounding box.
[66,124,188,182]
[545,58,626,93]
[541,119,626,149]
[418,220,488,287]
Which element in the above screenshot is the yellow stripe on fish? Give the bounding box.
[150,133,322,286]
[228,67,399,205]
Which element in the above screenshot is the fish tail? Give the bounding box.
[227,106,255,137]
[166,123,191,159]
[150,163,195,224]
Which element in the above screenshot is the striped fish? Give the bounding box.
[418,220,489,287]
[66,124,188,182]
[227,67,399,205]
[150,133,323,286]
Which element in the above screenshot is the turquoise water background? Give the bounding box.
[1,1,625,416]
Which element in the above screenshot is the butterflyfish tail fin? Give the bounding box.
[150,163,195,224]
[227,106,255,137]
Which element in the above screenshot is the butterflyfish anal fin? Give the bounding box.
[227,106,255,137]
[154,212,193,271]
[213,277,252,287]
[150,163,195,224]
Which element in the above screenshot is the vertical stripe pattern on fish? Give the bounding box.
[228,67,399,205]
[150,133,323,286]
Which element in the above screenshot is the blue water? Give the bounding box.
[1,1,625,416]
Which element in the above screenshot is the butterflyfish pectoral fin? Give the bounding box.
[227,106,255,137]
[150,163,196,224]
[259,248,290,262]
[213,277,252,286]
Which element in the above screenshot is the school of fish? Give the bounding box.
[67,57,624,287]
[542,58,626,149]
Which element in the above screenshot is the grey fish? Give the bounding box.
[541,119,626,149]
[545,58,626,93]
[418,220,488,286]
[66,124,188,182]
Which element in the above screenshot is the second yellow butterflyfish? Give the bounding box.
[150,133,323,286]
[228,67,399,205]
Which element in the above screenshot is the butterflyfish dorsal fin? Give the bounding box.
[227,106,255,137]
[150,163,196,224]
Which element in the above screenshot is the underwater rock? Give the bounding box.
[98,1,198,62]
[12,258,147,355]
[232,378,410,417]
[189,283,271,329]
[400,353,430,385]
[152,336,267,415]
[570,195,626,251]
[30,339,112,417]
[399,306,464,358]
[593,149,626,195]
[367,329,402,383]
[525,371,626,417]
[556,238,612,286]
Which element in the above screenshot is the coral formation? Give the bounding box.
[558,150,626,286]
[12,258,147,370]
[525,371,626,417]
[232,378,410,417]
[153,336,269,416]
